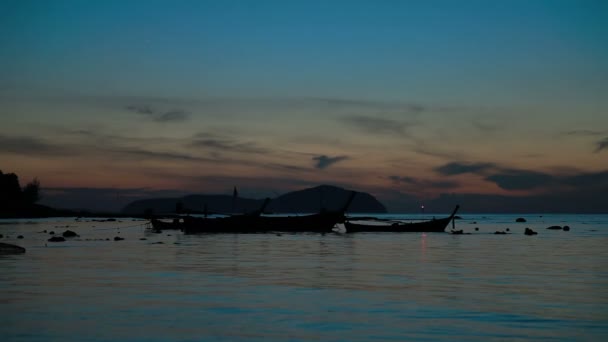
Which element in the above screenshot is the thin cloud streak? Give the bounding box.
[595,137,608,153]
[190,134,269,154]
[0,135,76,156]
[125,104,190,122]
[312,155,349,169]
[389,175,459,190]
[435,162,496,176]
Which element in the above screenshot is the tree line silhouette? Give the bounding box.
[0,170,41,215]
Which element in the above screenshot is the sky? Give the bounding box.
[1,0,607,212]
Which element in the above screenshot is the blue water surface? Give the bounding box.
[1,214,607,341]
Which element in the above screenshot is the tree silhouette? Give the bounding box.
[0,170,41,213]
[23,178,41,204]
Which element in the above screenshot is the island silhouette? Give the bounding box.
[1,170,386,217]
[122,185,387,216]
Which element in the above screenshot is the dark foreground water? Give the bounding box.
[1,214,607,341]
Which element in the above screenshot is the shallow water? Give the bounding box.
[1,214,607,341]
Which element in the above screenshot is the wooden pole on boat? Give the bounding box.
[450,205,459,230]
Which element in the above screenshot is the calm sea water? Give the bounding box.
[1,214,607,341]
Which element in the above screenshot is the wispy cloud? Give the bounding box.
[389,175,459,189]
[125,104,190,122]
[0,135,75,156]
[484,170,555,190]
[435,162,496,176]
[190,133,268,154]
[312,155,349,169]
[308,97,426,114]
[595,137,608,153]
[435,160,608,192]
[105,147,215,163]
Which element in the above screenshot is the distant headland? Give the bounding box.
[1,170,386,218]
[121,185,387,216]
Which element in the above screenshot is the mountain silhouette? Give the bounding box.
[121,185,386,215]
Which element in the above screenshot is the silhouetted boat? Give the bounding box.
[181,192,357,234]
[344,205,460,233]
[150,218,183,230]
[149,198,272,231]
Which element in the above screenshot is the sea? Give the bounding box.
[1,213,607,341]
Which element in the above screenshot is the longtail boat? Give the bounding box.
[180,192,357,234]
[344,205,459,233]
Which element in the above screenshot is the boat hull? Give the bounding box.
[181,212,344,234]
[344,205,459,233]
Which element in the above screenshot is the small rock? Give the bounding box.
[49,231,55,235]
[494,231,506,235]
[62,230,79,238]
[17,235,24,239]
[0,234,3,238]
[152,241,164,244]
[516,218,527,223]
[48,236,66,242]
[546,225,562,230]
[0,242,26,254]
[563,226,570,231]
[506,228,510,232]
[474,227,479,231]
[114,236,124,241]
[524,228,538,236]
[139,238,147,240]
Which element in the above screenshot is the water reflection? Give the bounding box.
[1,216,607,341]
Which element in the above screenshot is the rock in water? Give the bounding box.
[48,236,66,242]
[0,242,26,254]
[114,236,124,241]
[563,226,570,231]
[516,217,527,223]
[546,226,562,230]
[524,228,538,236]
[62,230,79,237]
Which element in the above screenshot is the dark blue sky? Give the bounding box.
[1,0,607,211]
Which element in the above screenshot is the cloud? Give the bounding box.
[484,170,555,190]
[436,160,608,192]
[341,115,413,136]
[562,170,608,188]
[125,105,190,122]
[595,137,608,153]
[389,175,459,189]
[106,147,215,162]
[434,162,496,176]
[156,110,189,122]
[125,105,154,115]
[190,134,268,154]
[312,155,349,169]
[0,135,75,156]
[309,97,426,113]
